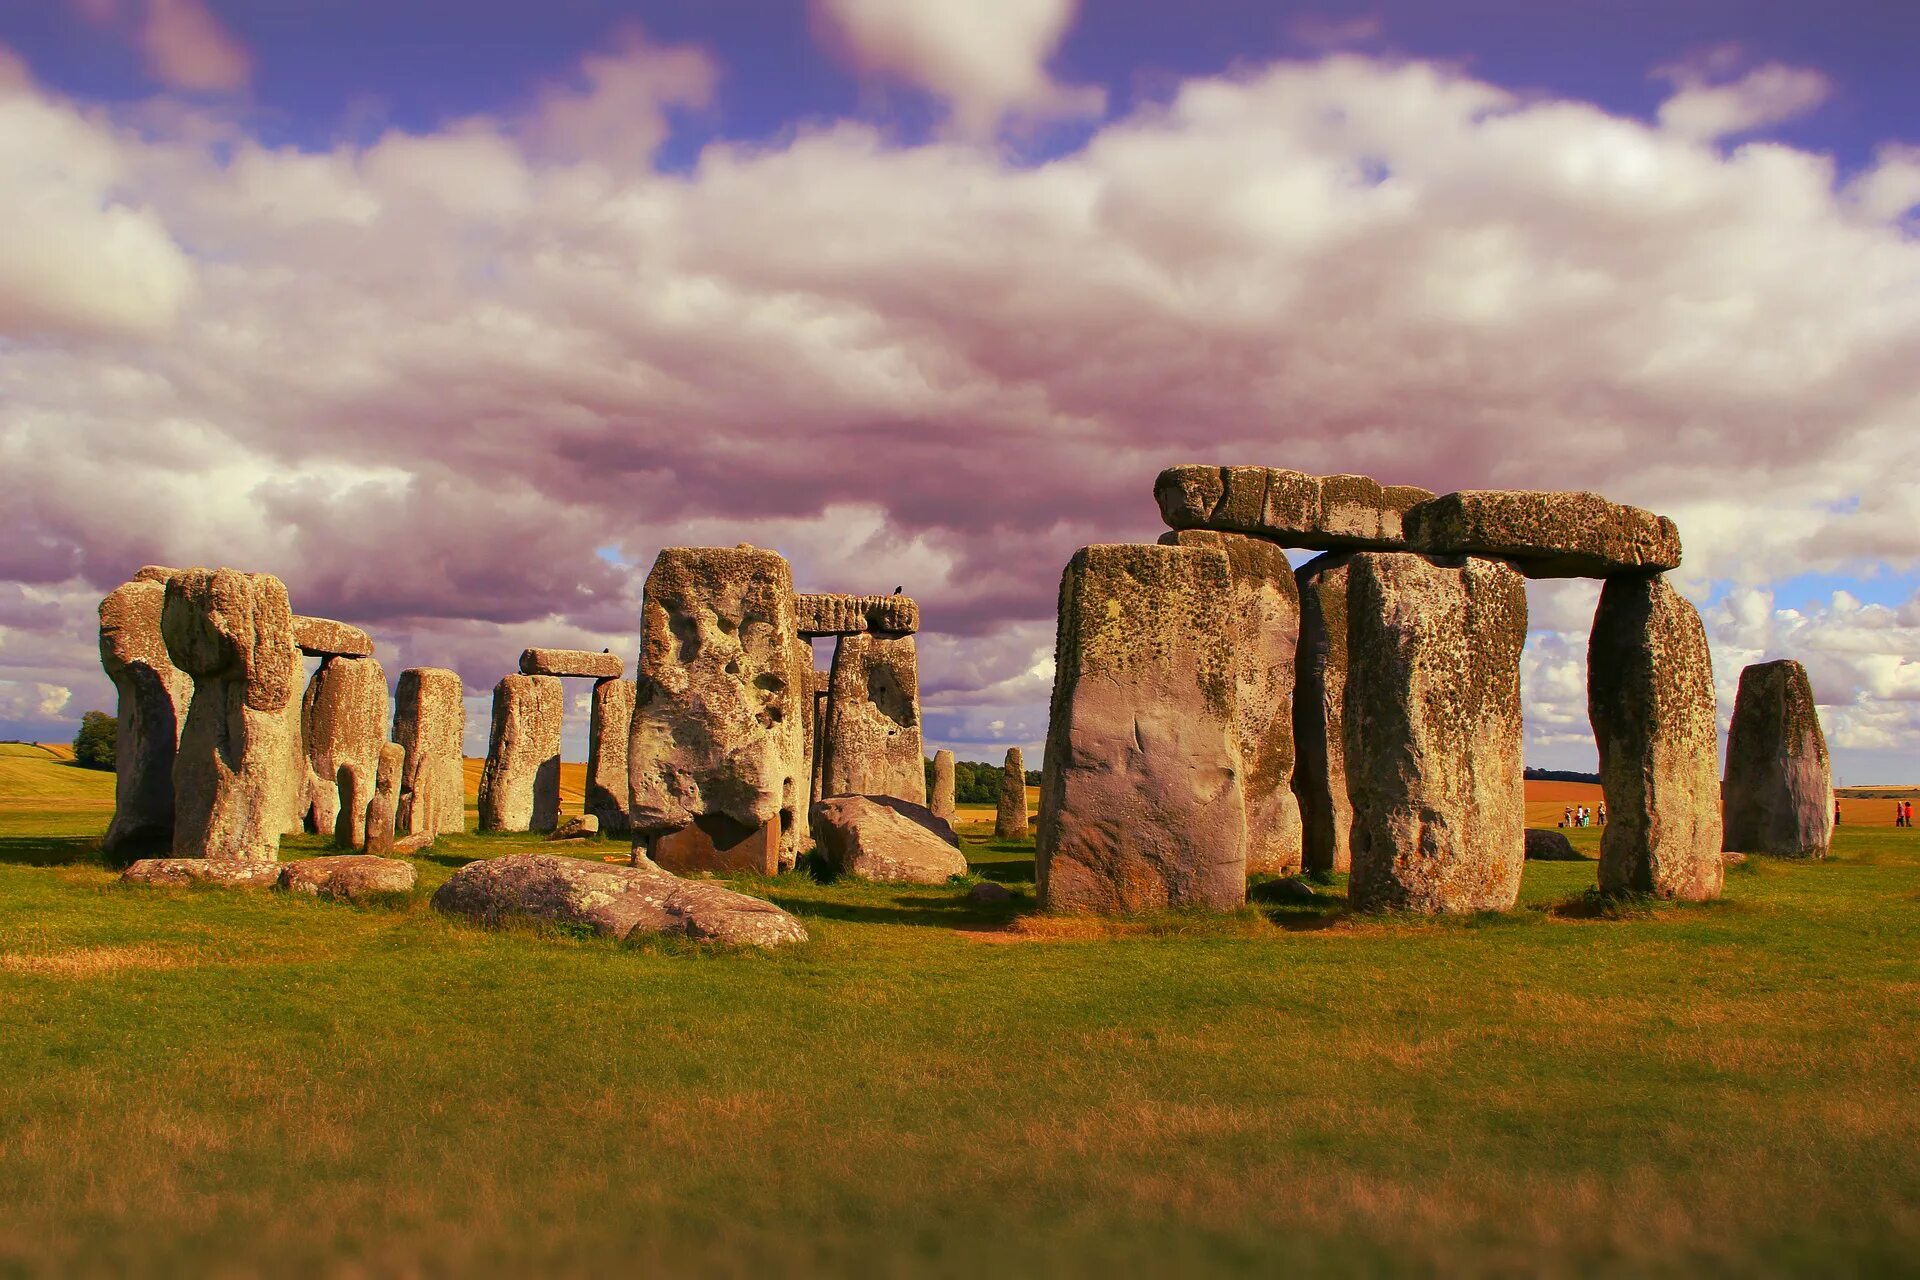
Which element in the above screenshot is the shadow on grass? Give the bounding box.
[764,892,998,929]
[0,833,111,869]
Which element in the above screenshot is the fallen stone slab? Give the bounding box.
[431,853,808,947]
[1155,465,1432,551]
[1723,659,1832,858]
[280,855,417,900]
[393,832,435,855]
[519,647,624,680]
[812,795,967,884]
[794,593,920,637]
[1402,490,1681,578]
[550,814,600,840]
[292,615,374,658]
[122,858,284,888]
[1524,829,1584,861]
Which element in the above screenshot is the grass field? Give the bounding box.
[3,748,1919,1277]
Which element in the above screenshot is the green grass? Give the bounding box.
[3,751,1919,1277]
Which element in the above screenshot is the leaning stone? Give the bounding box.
[121,857,283,888]
[301,655,389,837]
[1402,490,1681,578]
[393,668,465,837]
[363,742,404,856]
[1524,829,1584,861]
[99,572,192,855]
[821,631,926,805]
[794,593,920,637]
[478,674,563,833]
[550,814,600,840]
[292,615,374,658]
[280,854,416,901]
[431,853,807,947]
[994,747,1029,841]
[162,568,298,862]
[585,677,636,836]
[1589,573,1723,898]
[1344,553,1527,913]
[1155,465,1432,551]
[519,647,624,680]
[930,749,956,820]
[1292,552,1355,875]
[812,795,969,884]
[1035,544,1246,914]
[1722,659,1832,858]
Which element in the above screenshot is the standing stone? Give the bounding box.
[822,631,926,805]
[585,677,636,837]
[301,655,389,837]
[809,678,830,808]
[1722,659,1832,858]
[1292,553,1355,875]
[98,570,192,854]
[931,749,956,820]
[1035,544,1246,914]
[334,763,367,851]
[478,674,563,833]
[994,747,1029,840]
[1344,553,1527,914]
[1166,529,1302,874]
[363,741,404,855]
[627,547,803,871]
[280,677,308,836]
[393,667,465,837]
[1588,574,1724,900]
[778,634,816,867]
[162,568,298,861]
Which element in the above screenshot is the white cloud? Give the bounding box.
[1655,49,1829,142]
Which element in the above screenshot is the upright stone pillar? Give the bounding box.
[334,763,368,851]
[98,568,192,855]
[364,741,404,856]
[777,634,815,867]
[809,681,830,807]
[1722,659,1832,858]
[301,655,389,836]
[1344,553,1526,913]
[930,749,956,820]
[995,747,1029,840]
[1588,573,1724,899]
[1292,552,1355,875]
[161,568,298,861]
[478,674,563,833]
[1035,544,1246,914]
[821,632,925,804]
[393,667,466,837]
[585,677,636,836]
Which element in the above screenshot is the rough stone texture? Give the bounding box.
[1525,829,1583,861]
[809,683,830,808]
[1155,465,1431,551]
[968,881,1012,904]
[280,854,416,900]
[822,631,926,805]
[550,814,600,840]
[1344,553,1528,914]
[432,853,808,947]
[811,795,968,884]
[778,633,815,868]
[651,815,781,876]
[393,832,434,855]
[1588,573,1724,899]
[794,593,920,637]
[1292,553,1354,875]
[393,668,465,837]
[1402,490,1682,579]
[161,568,298,862]
[585,677,636,836]
[1035,544,1246,914]
[122,857,284,888]
[931,749,956,820]
[363,742,404,856]
[280,682,307,837]
[1166,529,1302,874]
[628,547,804,855]
[292,615,374,658]
[99,572,193,855]
[477,675,563,833]
[995,747,1030,840]
[1723,659,1833,858]
[520,647,625,680]
[301,655,389,837]
[334,763,368,851]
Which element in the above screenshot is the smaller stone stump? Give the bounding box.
[585,677,636,835]
[995,747,1030,841]
[478,674,563,833]
[334,764,368,851]
[280,855,416,901]
[812,795,967,884]
[520,647,624,679]
[930,749,956,820]
[1722,659,1832,858]
[822,631,926,805]
[363,742,404,855]
[393,667,465,838]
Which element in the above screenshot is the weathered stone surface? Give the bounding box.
[1344,553,1527,913]
[478,674,563,833]
[794,593,920,637]
[1402,490,1681,578]
[930,749,956,820]
[334,763,367,851]
[778,634,815,868]
[363,742,404,855]
[969,880,1012,904]
[432,853,807,947]
[809,680,830,807]
[1035,544,1246,914]
[280,683,307,837]
[394,832,434,855]
[1155,465,1432,551]
[99,572,192,855]
[122,857,284,888]
[393,667,465,837]
[1589,573,1723,899]
[550,814,600,840]
[995,747,1029,841]
[1723,659,1832,858]
[1292,552,1354,875]
[292,615,374,658]
[628,547,805,854]
[585,677,635,836]
[812,795,968,884]
[1166,529,1302,874]
[1524,829,1583,861]
[652,815,781,876]
[822,632,925,805]
[301,655,389,837]
[280,854,416,900]
[162,568,298,862]
[519,647,625,680]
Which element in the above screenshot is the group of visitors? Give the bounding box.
[1560,804,1604,828]
[1896,800,1915,827]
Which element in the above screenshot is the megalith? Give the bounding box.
[393,667,465,837]
[1292,552,1355,875]
[930,749,956,820]
[585,677,636,836]
[1402,490,1681,579]
[1155,465,1432,551]
[301,655,389,837]
[995,747,1029,840]
[778,634,816,867]
[334,763,367,850]
[98,569,192,854]
[1035,543,1246,914]
[520,647,624,680]
[1588,573,1723,899]
[1343,553,1527,913]
[821,631,926,805]
[1722,659,1832,858]
[293,616,374,658]
[363,741,404,856]
[1165,528,1302,874]
[478,674,563,833]
[161,567,298,861]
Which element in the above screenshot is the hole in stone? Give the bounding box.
[671,615,700,664]
[724,659,740,675]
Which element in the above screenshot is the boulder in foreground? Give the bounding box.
[812,795,967,884]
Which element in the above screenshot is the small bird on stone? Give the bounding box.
[893,586,902,594]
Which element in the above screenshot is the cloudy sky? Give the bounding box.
[1,0,1916,780]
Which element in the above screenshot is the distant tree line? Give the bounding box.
[924,757,1042,805]
[73,710,115,770]
[1523,767,1599,785]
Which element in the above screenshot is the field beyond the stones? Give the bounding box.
[3,743,1919,1277]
